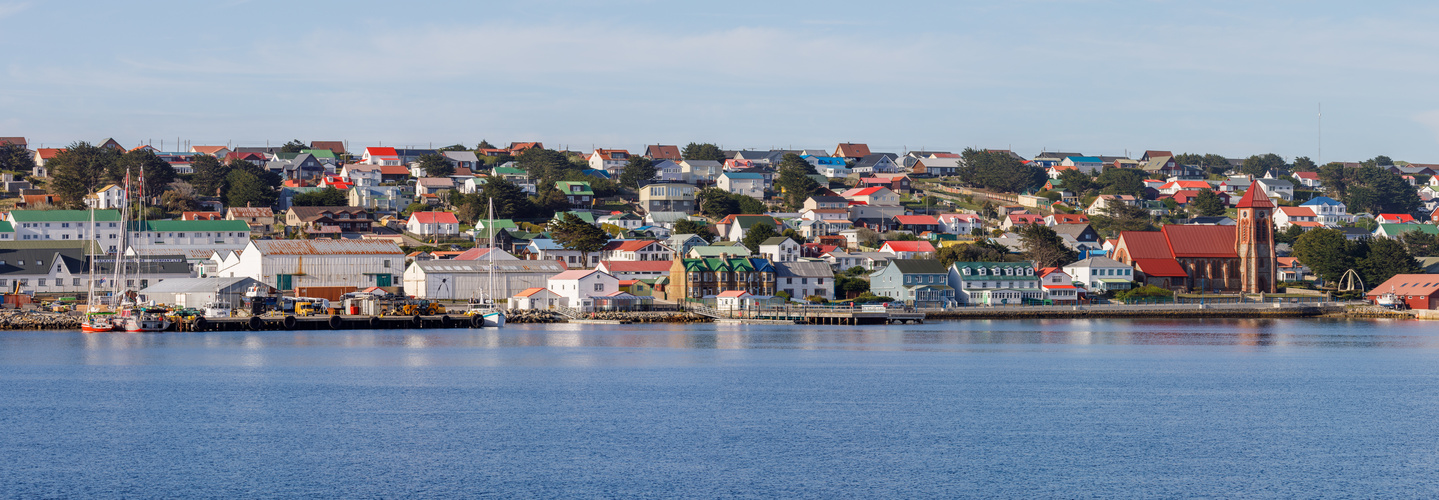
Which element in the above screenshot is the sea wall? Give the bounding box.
[925,304,1339,320]
[0,311,81,330]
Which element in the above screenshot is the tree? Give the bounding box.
[517,148,579,186]
[476,140,495,150]
[673,219,713,242]
[1317,162,1421,215]
[550,213,610,267]
[1401,230,1439,257]
[1057,168,1094,195]
[159,189,199,215]
[698,187,740,218]
[854,228,881,248]
[402,202,430,217]
[191,155,230,197]
[1291,228,1354,284]
[741,222,779,254]
[958,148,1046,193]
[734,194,767,215]
[1275,224,1306,245]
[48,142,120,207]
[291,187,349,207]
[228,159,281,190]
[0,143,36,173]
[618,156,656,189]
[1188,189,1227,217]
[280,140,307,154]
[782,228,805,246]
[1358,237,1421,287]
[1089,201,1155,238]
[417,153,454,178]
[439,144,468,152]
[775,153,823,209]
[1018,224,1078,268]
[1365,155,1395,167]
[224,170,276,208]
[1095,168,1146,197]
[1292,156,1318,172]
[1175,153,1233,175]
[477,176,540,219]
[681,143,725,161]
[537,185,571,214]
[119,149,176,199]
[937,240,1009,267]
[1239,153,1285,177]
[835,275,870,299]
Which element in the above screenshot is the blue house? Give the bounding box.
[868,259,955,307]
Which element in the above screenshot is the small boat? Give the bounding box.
[118,306,172,333]
[482,310,506,328]
[81,312,116,333]
[1376,292,1404,309]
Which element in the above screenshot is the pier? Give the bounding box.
[179,314,488,332]
[685,303,925,325]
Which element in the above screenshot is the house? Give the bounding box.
[1276,257,1310,282]
[892,215,940,234]
[1159,180,1214,195]
[717,172,766,199]
[1376,213,1416,225]
[415,177,456,196]
[1046,214,1090,226]
[527,238,599,268]
[1256,178,1295,201]
[644,145,682,160]
[546,269,621,311]
[687,244,752,259]
[181,211,223,221]
[1060,156,1104,174]
[348,186,410,214]
[946,261,1043,305]
[1366,274,1439,310]
[1300,197,1350,226]
[1062,256,1134,293]
[714,290,755,312]
[715,214,780,242]
[309,141,346,156]
[667,234,709,257]
[596,212,644,230]
[403,259,565,299]
[912,157,960,177]
[1086,195,1138,216]
[1294,171,1322,188]
[938,213,983,235]
[0,137,26,148]
[853,154,902,175]
[556,181,594,206]
[758,237,801,263]
[1373,223,1438,239]
[510,287,564,310]
[441,151,479,171]
[407,212,460,237]
[839,186,899,206]
[285,206,374,234]
[860,174,912,194]
[679,160,723,184]
[362,147,401,166]
[596,260,672,281]
[227,207,275,232]
[878,240,936,259]
[85,185,126,210]
[214,239,404,290]
[343,164,410,184]
[775,261,835,300]
[1274,207,1320,230]
[834,143,871,161]
[639,183,697,213]
[1051,224,1104,257]
[0,242,165,294]
[588,149,630,175]
[33,148,60,169]
[599,240,673,262]
[869,259,955,307]
[1002,213,1046,230]
[804,155,850,177]
[190,145,231,157]
[805,196,849,211]
[668,257,777,300]
[1038,268,1080,304]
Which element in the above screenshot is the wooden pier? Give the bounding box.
[687,304,926,325]
[178,314,488,332]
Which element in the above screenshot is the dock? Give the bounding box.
[179,314,488,332]
[686,304,925,325]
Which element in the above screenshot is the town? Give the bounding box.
[0,136,1431,321]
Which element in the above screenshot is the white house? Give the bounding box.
[596,260,672,281]
[215,239,405,291]
[404,259,566,300]
[758,236,801,263]
[1256,178,1295,201]
[679,160,723,184]
[599,240,673,262]
[775,261,834,300]
[878,241,936,259]
[510,287,563,310]
[717,172,766,199]
[362,147,401,166]
[407,211,460,236]
[716,290,755,312]
[528,238,599,268]
[341,164,383,186]
[1301,197,1351,226]
[588,149,630,176]
[1062,256,1133,293]
[1273,207,1320,231]
[938,213,983,235]
[1060,156,1103,174]
[546,269,621,311]
[85,185,126,210]
[1038,267,1080,304]
[1086,195,1138,216]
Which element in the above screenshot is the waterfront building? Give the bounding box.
[596,260,671,281]
[546,269,621,311]
[869,259,955,307]
[216,239,404,291]
[1111,182,1276,293]
[1039,268,1080,304]
[1062,256,1134,293]
[774,261,835,300]
[667,257,777,300]
[510,287,563,310]
[403,259,564,300]
[945,261,1042,306]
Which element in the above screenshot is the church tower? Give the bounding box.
[1235,181,1276,293]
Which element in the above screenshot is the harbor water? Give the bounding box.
[3,319,1439,497]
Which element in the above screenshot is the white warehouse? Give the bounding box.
[213,239,405,291]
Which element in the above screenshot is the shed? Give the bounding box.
[139,277,263,308]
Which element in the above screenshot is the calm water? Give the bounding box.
[3,319,1439,498]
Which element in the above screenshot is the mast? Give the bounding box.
[487,198,495,303]
[86,208,96,312]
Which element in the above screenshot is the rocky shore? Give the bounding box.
[506,310,712,324]
[0,311,81,330]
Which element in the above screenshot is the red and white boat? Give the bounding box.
[117,307,171,333]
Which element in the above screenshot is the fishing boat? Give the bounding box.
[80,207,116,333]
[477,198,505,327]
[117,306,173,333]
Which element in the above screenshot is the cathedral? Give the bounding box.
[1113,181,1275,293]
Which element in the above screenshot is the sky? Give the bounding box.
[2,0,1438,163]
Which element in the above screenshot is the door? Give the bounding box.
[376,274,392,287]
[277,274,293,291]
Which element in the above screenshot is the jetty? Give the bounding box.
[686,303,925,325]
[178,314,489,332]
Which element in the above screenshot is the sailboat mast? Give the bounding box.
[488,198,495,302]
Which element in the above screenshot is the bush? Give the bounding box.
[1115,285,1172,302]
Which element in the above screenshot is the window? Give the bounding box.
[384,260,391,268]
[73,278,80,286]
[37,279,45,286]
[18,279,26,286]
[594,283,604,292]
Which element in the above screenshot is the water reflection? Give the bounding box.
[8,318,1437,368]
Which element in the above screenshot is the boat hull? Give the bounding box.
[482,312,505,328]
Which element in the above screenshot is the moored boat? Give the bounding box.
[81,312,116,333]
[118,307,172,333]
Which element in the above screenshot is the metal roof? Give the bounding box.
[414,260,565,274]
[139,276,261,294]
[252,239,403,256]
[9,209,121,222]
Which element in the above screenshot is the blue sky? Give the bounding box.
[3,0,1437,163]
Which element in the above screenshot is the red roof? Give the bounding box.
[1162,225,1237,258]
[550,269,601,281]
[365,147,398,157]
[182,211,223,220]
[36,148,60,159]
[1277,207,1316,217]
[409,211,459,224]
[1235,181,1275,209]
[1378,213,1416,223]
[378,165,410,176]
[599,261,672,273]
[600,240,663,252]
[1294,171,1319,180]
[1133,258,1189,277]
[835,143,871,158]
[894,215,939,225]
[514,287,553,298]
[880,241,936,253]
[1118,231,1174,260]
[848,187,885,197]
[717,290,751,298]
[1050,214,1089,224]
[1367,274,1439,299]
[1008,214,1045,224]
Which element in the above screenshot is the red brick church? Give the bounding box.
[1113,181,1276,293]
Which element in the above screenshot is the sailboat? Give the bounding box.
[474,198,505,327]
[80,208,116,333]
[112,164,171,333]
